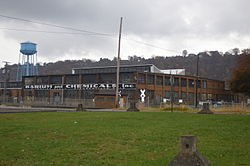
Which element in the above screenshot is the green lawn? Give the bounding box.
[0,112,249,166]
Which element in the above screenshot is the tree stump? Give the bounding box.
[167,136,210,166]
[127,100,140,112]
[76,104,85,111]
[198,103,213,114]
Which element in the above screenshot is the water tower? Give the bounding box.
[16,41,38,81]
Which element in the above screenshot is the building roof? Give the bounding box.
[72,64,157,70]
[72,64,162,74]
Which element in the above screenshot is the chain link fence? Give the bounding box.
[0,96,249,111]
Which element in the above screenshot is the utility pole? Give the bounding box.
[195,54,199,108]
[170,75,174,112]
[2,61,10,104]
[115,17,123,108]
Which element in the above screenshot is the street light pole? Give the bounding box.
[115,17,123,108]
[195,53,200,108]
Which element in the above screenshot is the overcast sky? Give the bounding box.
[0,0,249,67]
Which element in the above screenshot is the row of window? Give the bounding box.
[164,91,209,100]
[0,82,22,88]
[138,74,207,88]
[25,73,135,85]
[35,90,95,99]
[33,89,219,102]
[24,73,218,90]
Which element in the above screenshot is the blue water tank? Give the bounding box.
[20,42,37,55]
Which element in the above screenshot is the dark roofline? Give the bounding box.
[72,64,157,70]
[23,71,224,83]
[23,71,136,78]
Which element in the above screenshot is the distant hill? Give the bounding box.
[0,51,242,82]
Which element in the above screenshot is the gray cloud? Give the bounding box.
[0,0,249,65]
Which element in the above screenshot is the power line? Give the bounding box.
[0,27,180,53]
[123,36,180,53]
[0,14,116,37]
[0,27,116,38]
[0,14,180,54]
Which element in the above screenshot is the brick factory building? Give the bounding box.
[1,64,239,108]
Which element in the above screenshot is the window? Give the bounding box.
[188,79,194,88]
[96,97,104,101]
[99,74,115,83]
[201,93,207,100]
[50,76,62,84]
[202,80,207,89]
[83,74,97,83]
[165,76,171,86]
[156,76,163,85]
[174,91,179,99]
[142,66,150,72]
[24,77,34,85]
[181,78,187,87]
[147,75,155,84]
[37,77,48,84]
[138,74,145,84]
[5,89,10,95]
[107,96,115,101]
[24,91,33,97]
[174,77,179,86]
[121,67,128,72]
[208,94,212,99]
[120,73,134,83]
[189,92,194,100]
[81,90,95,99]
[196,80,201,88]
[165,91,171,98]
[147,90,155,100]
[181,92,187,99]
[35,90,48,98]
[65,75,78,84]
[8,82,22,88]
[64,90,78,98]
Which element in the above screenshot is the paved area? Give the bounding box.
[85,108,125,112]
[0,105,249,114]
[0,105,75,113]
[0,105,126,113]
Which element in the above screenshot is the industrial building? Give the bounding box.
[18,64,237,108]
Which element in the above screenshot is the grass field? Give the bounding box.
[0,111,249,166]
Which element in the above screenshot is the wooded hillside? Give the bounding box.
[0,51,244,81]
